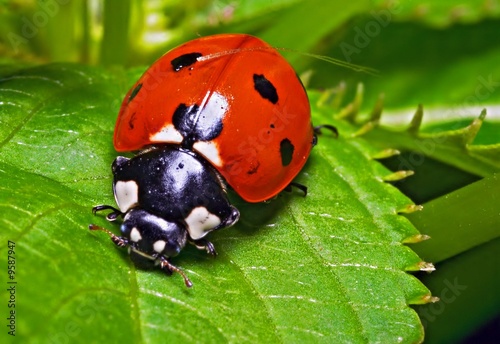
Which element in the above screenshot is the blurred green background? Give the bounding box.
[1,1,499,343]
[2,0,500,113]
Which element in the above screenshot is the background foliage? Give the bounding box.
[1,0,499,343]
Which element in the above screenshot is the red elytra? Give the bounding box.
[114,34,314,203]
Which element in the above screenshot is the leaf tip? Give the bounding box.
[407,292,436,305]
[405,261,435,273]
[369,93,384,122]
[464,108,487,145]
[352,121,377,137]
[382,170,414,182]
[479,107,487,121]
[402,233,430,244]
[398,204,423,214]
[407,104,424,135]
[371,148,400,160]
[423,294,440,304]
[410,294,440,305]
[337,82,363,121]
[419,261,436,272]
[317,81,346,109]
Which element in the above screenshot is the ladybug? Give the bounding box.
[90,34,335,287]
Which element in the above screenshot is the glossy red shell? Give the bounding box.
[114,34,314,202]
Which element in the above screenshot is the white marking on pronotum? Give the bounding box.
[153,240,166,253]
[130,227,142,242]
[150,124,183,143]
[184,206,221,240]
[114,180,139,213]
[193,141,222,166]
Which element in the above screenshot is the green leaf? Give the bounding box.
[361,106,500,177]
[372,0,500,28]
[416,236,500,344]
[408,173,500,263]
[0,63,431,343]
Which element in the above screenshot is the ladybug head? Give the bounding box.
[120,208,187,268]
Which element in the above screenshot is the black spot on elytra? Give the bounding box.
[253,74,278,104]
[128,112,137,130]
[128,83,143,103]
[280,138,294,167]
[171,52,202,72]
[270,124,275,129]
[172,103,223,148]
[247,161,260,175]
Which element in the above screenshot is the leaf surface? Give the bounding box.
[1,64,432,343]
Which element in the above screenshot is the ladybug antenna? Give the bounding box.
[197,46,378,76]
[289,50,379,76]
[197,48,244,62]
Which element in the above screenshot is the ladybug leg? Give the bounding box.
[190,239,218,257]
[314,124,338,136]
[312,124,338,146]
[92,205,124,221]
[88,224,129,247]
[284,182,308,197]
[156,255,193,288]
